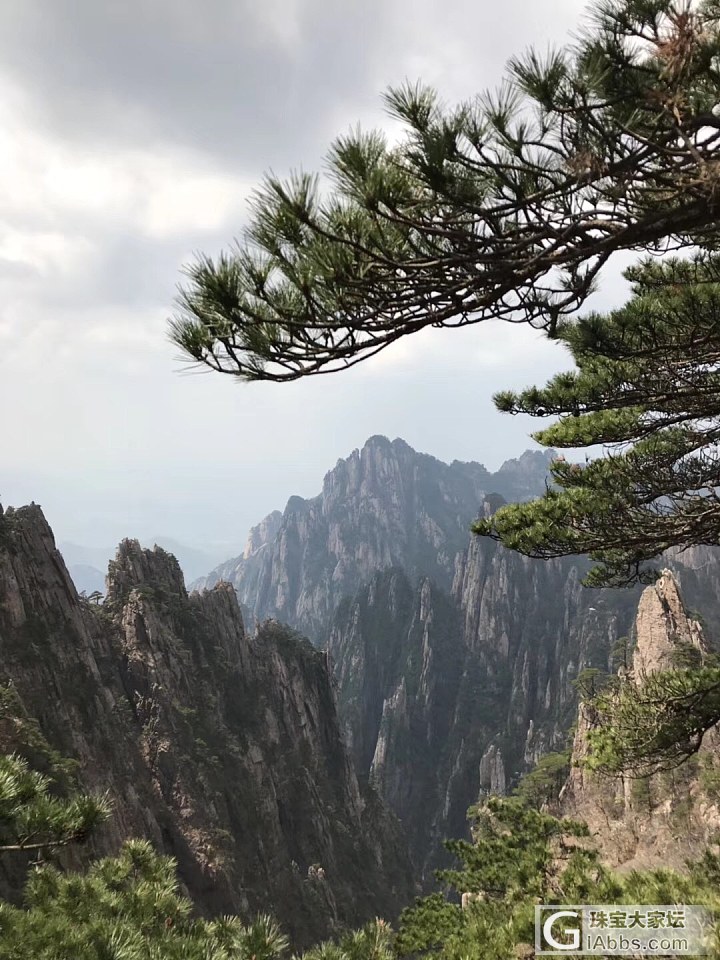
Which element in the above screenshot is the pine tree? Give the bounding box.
[394,796,720,959]
[513,750,572,808]
[473,255,720,588]
[170,0,720,382]
[299,919,394,960]
[0,753,110,853]
[583,658,720,774]
[0,839,289,960]
[0,751,289,960]
[466,254,720,774]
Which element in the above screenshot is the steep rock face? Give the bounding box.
[329,540,720,881]
[193,437,555,642]
[0,505,414,947]
[190,436,720,882]
[561,571,720,871]
[328,542,644,880]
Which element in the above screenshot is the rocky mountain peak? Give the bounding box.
[633,569,705,678]
[497,448,554,473]
[192,438,553,643]
[243,511,283,560]
[0,502,81,629]
[491,448,557,499]
[105,539,187,607]
[321,435,419,502]
[0,505,415,945]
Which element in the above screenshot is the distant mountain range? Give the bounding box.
[191,436,556,640]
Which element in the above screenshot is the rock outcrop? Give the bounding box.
[0,504,415,947]
[561,571,720,871]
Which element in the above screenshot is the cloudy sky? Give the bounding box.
[0,0,627,565]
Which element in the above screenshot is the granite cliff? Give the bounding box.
[0,504,414,947]
[193,437,720,882]
[560,570,720,871]
[328,545,642,879]
[329,535,720,881]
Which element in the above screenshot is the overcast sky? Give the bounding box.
[0,0,628,561]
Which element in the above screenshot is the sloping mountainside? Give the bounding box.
[330,537,720,881]
[192,436,555,642]
[0,504,414,947]
[192,436,720,884]
[561,570,720,871]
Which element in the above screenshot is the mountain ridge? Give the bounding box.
[191,436,555,642]
[0,503,415,947]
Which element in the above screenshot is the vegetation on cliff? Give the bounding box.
[583,658,720,776]
[0,831,287,960]
[393,797,720,960]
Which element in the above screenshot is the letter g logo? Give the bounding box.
[543,910,581,951]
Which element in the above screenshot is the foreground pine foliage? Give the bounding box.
[299,919,394,960]
[393,798,720,960]
[0,753,287,960]
[0,751,717,959]
[0,753,110,854]
[0,840,288,960]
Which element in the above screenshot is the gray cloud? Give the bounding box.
[0,0,585,167]
[0,0,389,168]
[1,0,623,562]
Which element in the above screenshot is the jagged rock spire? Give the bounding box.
[561,571,719,871]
